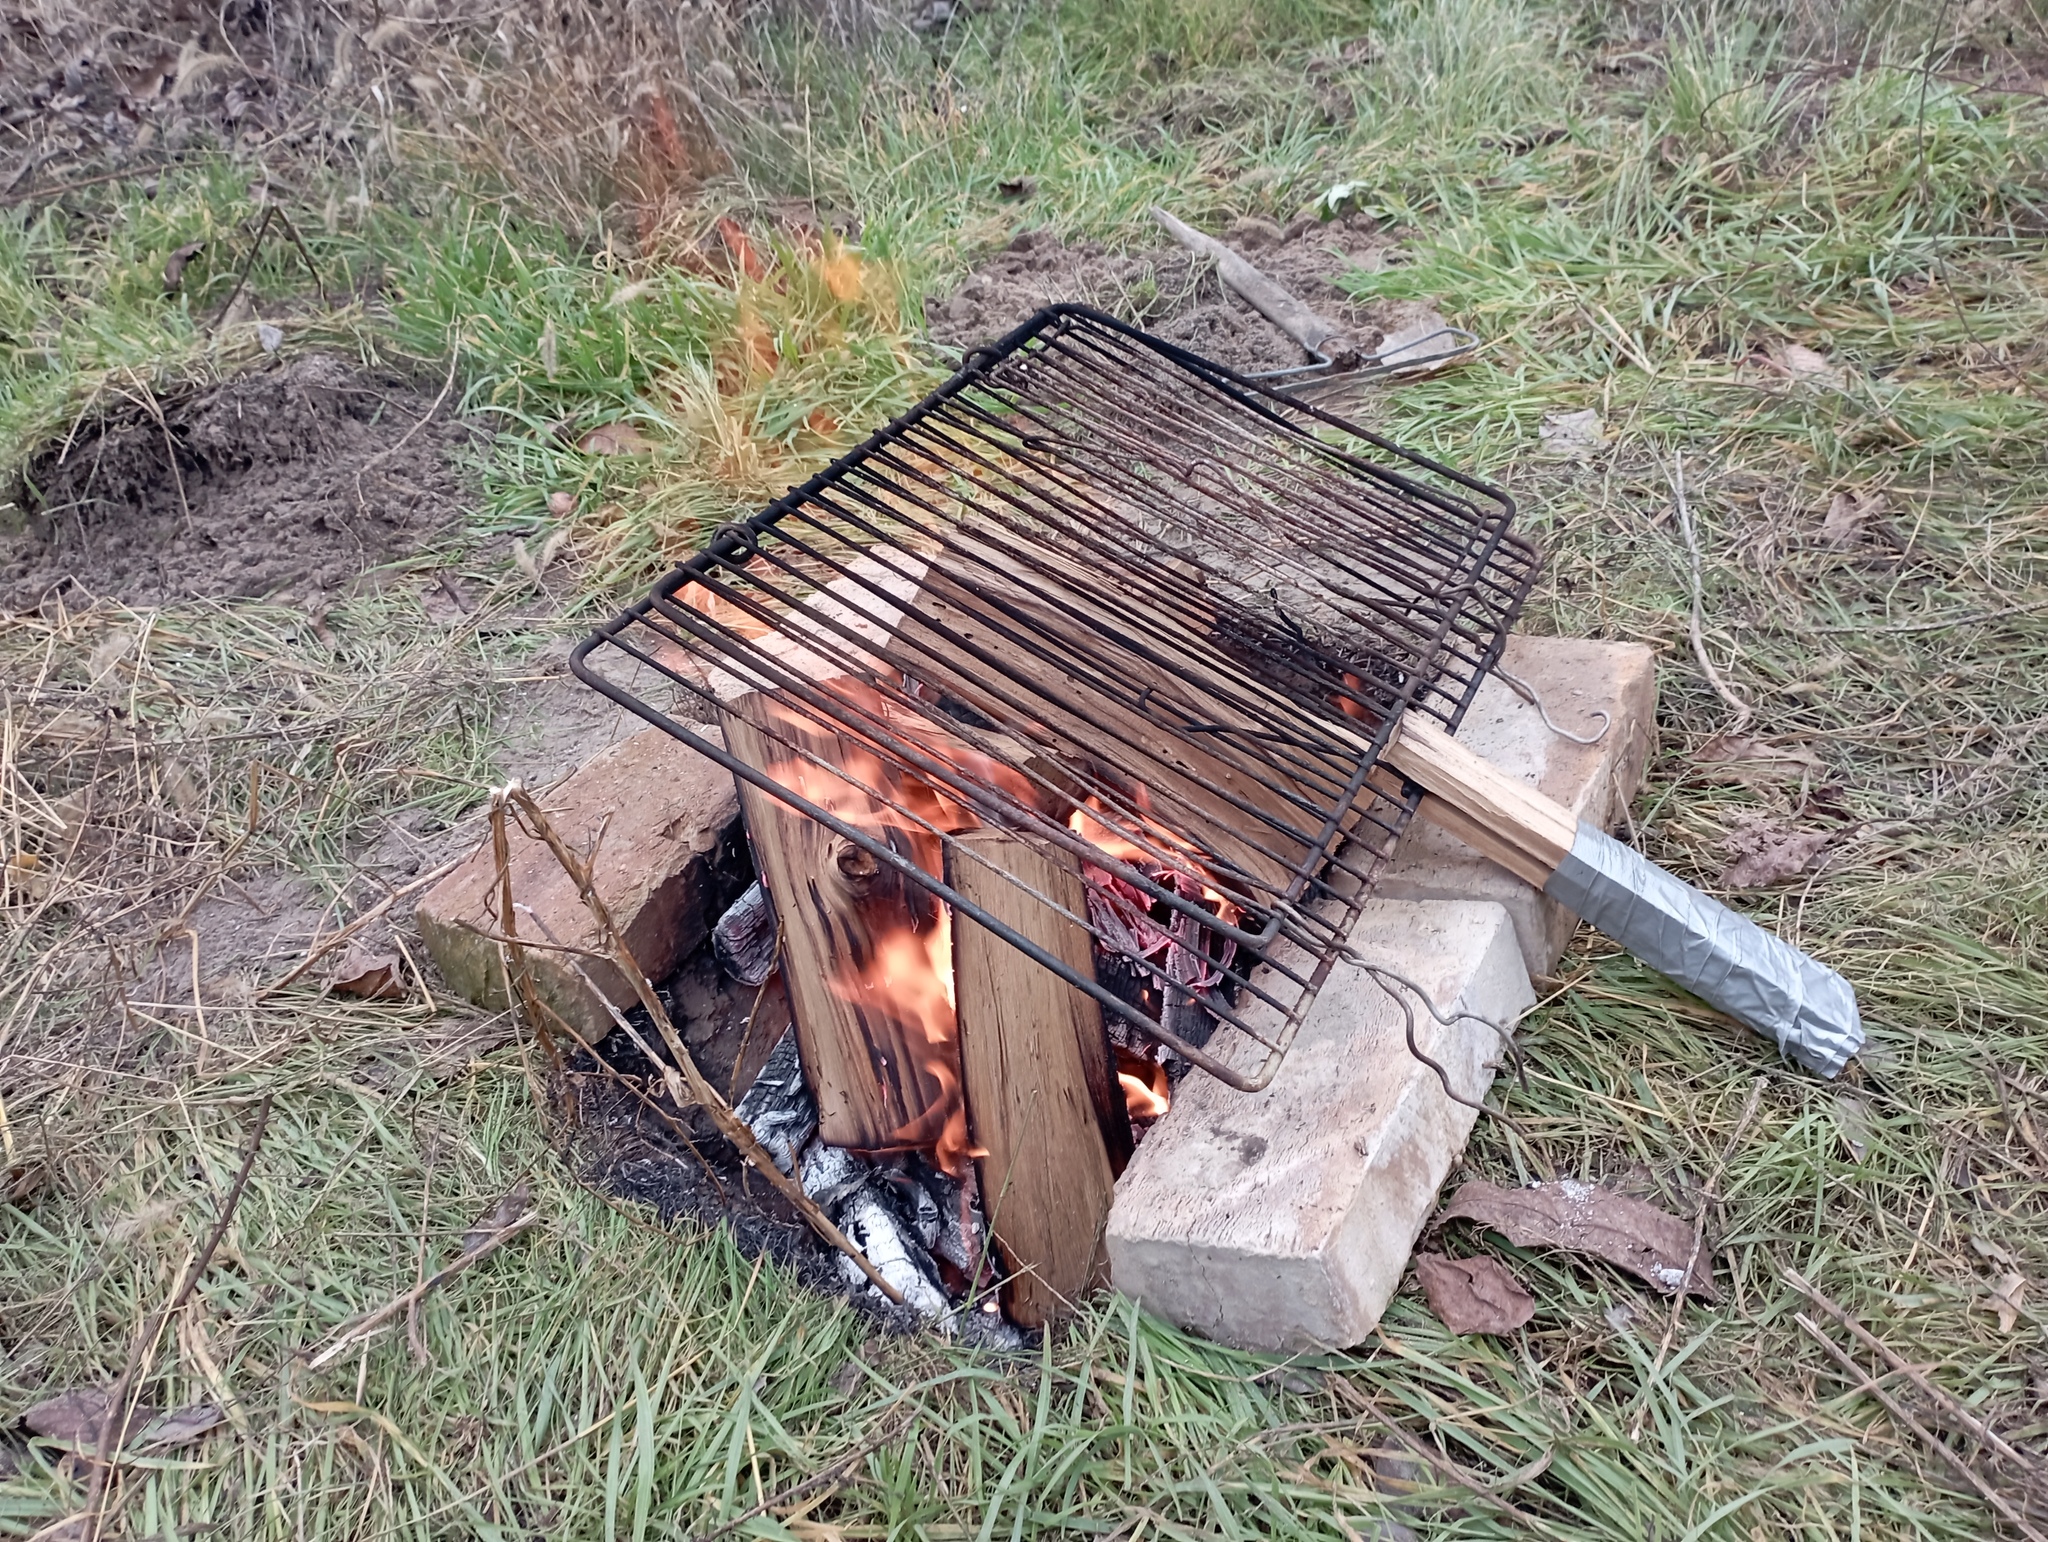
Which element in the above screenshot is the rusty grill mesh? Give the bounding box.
[573,307,1537,1092]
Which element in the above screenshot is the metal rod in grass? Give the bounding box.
[499,783,907,1306]
[79,1095,273,1542]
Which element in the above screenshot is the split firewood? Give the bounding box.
[949,826,1123,1326]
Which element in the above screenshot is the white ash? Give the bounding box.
[738,1029,1017,1341]
[732,1028,815,1176]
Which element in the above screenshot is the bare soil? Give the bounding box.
[926,212,1426,375]
[2,353,475,611]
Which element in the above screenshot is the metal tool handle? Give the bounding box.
[1543,824,1863,1077]
[1384,717,1863,1077]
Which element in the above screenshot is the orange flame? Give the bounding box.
[1117,1054,1171,1122]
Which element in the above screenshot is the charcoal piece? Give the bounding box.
[875,1160,943,1252]
[798,1141,872,1210]
[835,1188,952,1320]
[733,1029,815,1176]
[713,880,780,987]
[917,1162,978,1280]
[954,1300,1030,1352]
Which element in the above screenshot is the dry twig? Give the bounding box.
[499,783,906,1306]
[306,1212,540,1370]
[79,1095,272,1542]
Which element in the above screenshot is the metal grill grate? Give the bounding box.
[572,306,1538,1092]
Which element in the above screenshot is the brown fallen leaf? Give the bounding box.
[1438,1178,1717,1299]
[1696,734,1827,782]
[546,490,577,517]
[24,1387,159,1450]
[577,423,654,456]
[1413,1252,1535,1334]
[1719,819,1831,888]
[1988,1272,2026,1334]
[1376,308,1462,375]
[134,1403,226,1452]
[461,1179,533,1256]
[162,240,204,292]
[328,942,405,1000]
[1819,490,1886,548]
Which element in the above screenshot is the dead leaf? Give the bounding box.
[1782,343,1830,375]
[1988,1272,2027,1334]
[162,240,204,291]
[1537,407,1604,461]
[88,629,135,684]
[1375,308,1461,375]
[717,216,769,281]
[1968,1233,2016,1268]
[161,761,203,813]
[1719,819,1830,888]
[328,942,405,1000]
[133,1403,225,1452]
[1820,490,1885,547]
[1695,735,1826,786]
[3,851,50,902]
[24,1388,160,1451]
[461,1180,533,1255]
[1438,1178,1717,1299]
[577,423,653,456]
[1413,1252,1535,1334]
[546,490,577,518]
[1833,1092,1874,1162]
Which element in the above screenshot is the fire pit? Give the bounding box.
[571,306,1538,1327]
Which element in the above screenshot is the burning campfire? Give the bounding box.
[572,306,1857,1335]
[574,307,1536,1330]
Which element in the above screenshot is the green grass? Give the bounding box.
[6,0,2048,1537]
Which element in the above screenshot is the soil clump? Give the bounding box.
[3,353,475,610]
[927,212,1430,375]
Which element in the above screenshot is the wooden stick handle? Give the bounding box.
[1383,716,1577,887]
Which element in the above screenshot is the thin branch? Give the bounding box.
[80,1095,272,1542]
[306,1213,540,1370]
[1670,453,1753,732]
[501,784,906,1306]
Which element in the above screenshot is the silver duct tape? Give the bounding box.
[1543,824,1863,1077]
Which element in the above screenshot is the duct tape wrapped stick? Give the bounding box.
[1383,716,1862,1076]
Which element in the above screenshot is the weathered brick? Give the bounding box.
[1378,634,1658,975]
[416,727,747,1036]
[1107,899,1533,1352]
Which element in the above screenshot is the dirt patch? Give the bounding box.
[926,213,1435,376]
[3,353,476,611]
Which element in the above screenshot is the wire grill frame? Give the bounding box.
[572,306,1538,1094]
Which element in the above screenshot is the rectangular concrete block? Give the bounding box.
[1106,899,1535,1352]
[417,726,747,1036]
[1378,634,1658,976]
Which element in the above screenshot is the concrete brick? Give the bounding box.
[1106,899,1534,1352]
[417,726,748,1036]
[1378,634,1657,976]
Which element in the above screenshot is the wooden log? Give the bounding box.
[721,690,964,1155]
[1152,207,1359,366]
[948,826,1123,1326]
